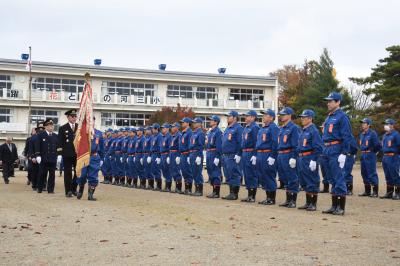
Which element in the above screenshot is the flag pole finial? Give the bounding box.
[84,72,91,82]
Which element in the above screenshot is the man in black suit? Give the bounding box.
[0,137,18,184]
[29,121,45,190]
[57,109,78,197]
[23,128,37,186]
[35,118,59,193]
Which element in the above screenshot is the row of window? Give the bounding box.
[1,74,267,101]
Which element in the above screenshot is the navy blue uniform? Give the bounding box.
[241,122,260,189]
[189,128,205,185]
[179,128,193,184]
[169,132,182,182]
[256,122,279,192]
[322,108,353,196]
[358,129,381,186]
[297,124,323,193]
[277,121,300,193]
[151,133,162,181]
[382,130,400,187]
[28,134,40,189]
[102,136,112,179]
[160,133,172,182]
[206,127,222,186]
[222,122,243,187]
[143,135,153,180]
[135,135,145,182]
[127,135,137,180]
[35,131,59,193]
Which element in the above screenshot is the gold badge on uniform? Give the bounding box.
[228,133,232,140]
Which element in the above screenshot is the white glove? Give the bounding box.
[267,157,275,166]
[100,160,103,167]
[120,157,123,163]
[133,157,136,163]
[166,157,170,164]
[57,155,62,164]
[187,157,190,164]
[147,157,152,164]
[176,156,181,165]
[195,156,201,165]
[309,160,317,171]
[250,156,257,165]
[213,158,220,166]
[126,157,129,163]
[36,156,41,164]
[289,158,296,168]
[338,154,346,169]
[156,158,161,165]
[234,155,241,164]
[140,158,143,165]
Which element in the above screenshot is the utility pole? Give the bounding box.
[27,46,32,137]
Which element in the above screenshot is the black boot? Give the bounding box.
[88,186,97,201]
[139,179,146,189]
[346,183,353,196]
[162,181,172,192]
[112,177,119,185]
[154,179,162,191]
[358,184,371,197]
[207,185,220,198]
[333,196,346,215]
[298,193,311,210]
[184,182,193,195]
[278,180,286,189]
[119,177,125,186]
[266,191,276,205]
[149,179,155,190]
[175,181,183,194]
[306,194,317,211]
[322,196,338,214]
[241,188,256,202]
[77,184,85,200]
[380,185,394,199]
[393,187,400,200]
[192,184,203,196]
[222,186,239,200]
[370,185,379,198]
[132,178,138,188]
[287,193,297,208]
[320,183,329,193]
[279,192,290,207]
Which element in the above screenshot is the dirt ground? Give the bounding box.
[0,165,399,266]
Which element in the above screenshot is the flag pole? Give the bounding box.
[27,46,32,137]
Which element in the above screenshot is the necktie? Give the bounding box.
[8,144,11,152]
[72,124,75,131]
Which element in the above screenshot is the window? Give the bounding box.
[229,88,264,101]
[31,109,59,126]
[32,77,84,94]
[237,115,263,128]
[196,87,218,100]
[167,85,193,98]
[0,74,14,97]
[101,112,151,127]
[101,81,156,97]
[0,108,12,123]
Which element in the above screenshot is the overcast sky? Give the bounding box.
[1,0,399,86]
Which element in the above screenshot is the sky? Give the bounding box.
[1,0,399,86]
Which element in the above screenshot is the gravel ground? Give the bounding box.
[1,165,399,266]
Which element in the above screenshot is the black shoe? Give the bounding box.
[184,182,193,195]
[346,183,353,196]
[192,184,203,197]
[162,181,172,192]
[72,191,77,197]
[27,180,31,185]
[279,192,290,207]
[358,184,371,197]
[333,196,346,215]
[241,188,256,203]
[175,181,183,194]
[139,179,146,189]
[88,186,97,201]
[370,185,379,198]
[207,185,220,198]
[222,186,239,200]
[380,185,394,199]
[298,193,311,210]
[4,179,9,184]
[66,191,73,198]
[132,178,138,188]
[306,194,318,211]
[32,187,37,191]
[322,196,338,214]
[287,193,297,208]
[320,183,329,193]
[147,179,155,190]
[265,191,276,205]
[48,191,55,194]
[77,185,85,200]
[155,179,162,191]
[37,190,42,193]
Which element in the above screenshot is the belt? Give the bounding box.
[190,149,200,153]
[181,151,190,155]
[361,150,371,154]
[115,151,121,154]
[128,153,134,156]
[324,140,341,146]
[142,152,149,155]
[207,148,217,152]
[299,151,313,157]
[278,149,293,154]
[161,152,169,155]
[242,148,254,152]
[170,150,179,153]
[257,149,272,153]
[384,152,396,156]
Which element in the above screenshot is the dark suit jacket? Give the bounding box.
[57,123,77,158]
[35,131,59,163]
[0,143,18,163]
